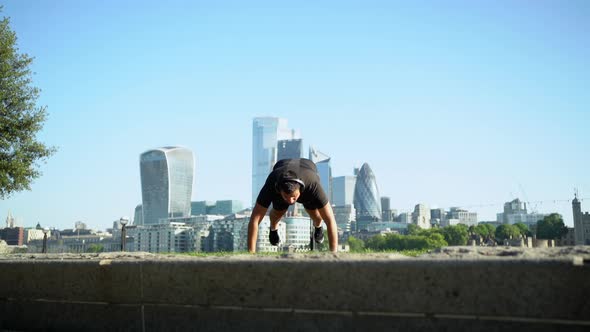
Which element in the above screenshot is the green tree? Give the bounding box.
[406,223,420,235]
[441,224,469,246]
[347,236,365,252]
[536,213,568,240]
[495,224,520,243]
[423,232,447,249]
[0,9,56,199]
[485,224,497,241]
[475,224,496,244]
[364,232,447,252]
[365,234,387,251]
[468,225,476,238]
[513,222,531,240]
[86,244,104,253]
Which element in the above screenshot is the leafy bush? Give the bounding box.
[365,232,447,251]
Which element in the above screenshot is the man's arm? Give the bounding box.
[318,203,338,253]
[248,203,268,253]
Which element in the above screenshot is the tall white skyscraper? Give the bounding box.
[252,117,298,205]
[140,147,194,225]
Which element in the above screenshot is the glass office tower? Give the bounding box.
[309,146,332,203]
[140,147,194,225]
[252,117,295,205]
[353,163,382,221]
[134,204,143,226]
[332,176,356,207]
[277,138,304,160]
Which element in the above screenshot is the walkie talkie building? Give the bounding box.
[140,147,194,225]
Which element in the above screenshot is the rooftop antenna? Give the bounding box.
[574,188,579,199]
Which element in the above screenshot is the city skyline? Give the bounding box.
[0,1,588,230]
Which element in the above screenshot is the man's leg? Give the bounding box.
[268,208,287,246]
[305,208,325,244]
[269,208,287,229]
[305,208,323,227]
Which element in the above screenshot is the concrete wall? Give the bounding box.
[0,253,589,331]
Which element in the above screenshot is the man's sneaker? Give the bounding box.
[314,226,324,244]
[269,228,280,246]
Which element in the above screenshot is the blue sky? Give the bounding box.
[1,0,588,230]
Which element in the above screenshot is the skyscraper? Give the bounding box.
[277,138,304,160]
[381,196,394,222]
[332,174,356,234]
[309,146,332,202]
[332,176,356,206]
[134,204,142,226]
[252,117,297,205]
[353,163,382,225]
[140,147,194,225]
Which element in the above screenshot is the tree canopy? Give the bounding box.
[495,224,520,243]
[473,224,496,243]
[0,10,55,199]
[441,224,469,246]
[536,213,568,240]
[364,231,447,251]
[347,236,365,252]
[407,223,420,235]
[513,222,531,240]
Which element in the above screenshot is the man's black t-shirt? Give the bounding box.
[256,158,329,211]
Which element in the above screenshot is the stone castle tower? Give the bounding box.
[572,191,590,245]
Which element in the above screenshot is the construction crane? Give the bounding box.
[518,184,537,214]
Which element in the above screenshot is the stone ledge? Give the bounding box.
[1,247,589,332]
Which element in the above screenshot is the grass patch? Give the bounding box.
[167,251,283,257]
[349,248,430,257]
[161,248,430,257]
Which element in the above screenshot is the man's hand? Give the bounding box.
[318,203,338,253]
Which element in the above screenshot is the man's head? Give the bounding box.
[276,171,304,205]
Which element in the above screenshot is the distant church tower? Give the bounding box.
[573,191,584,245]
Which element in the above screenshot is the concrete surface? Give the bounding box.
[1,247,589,331]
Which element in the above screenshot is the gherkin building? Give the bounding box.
[353,163,382,221]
